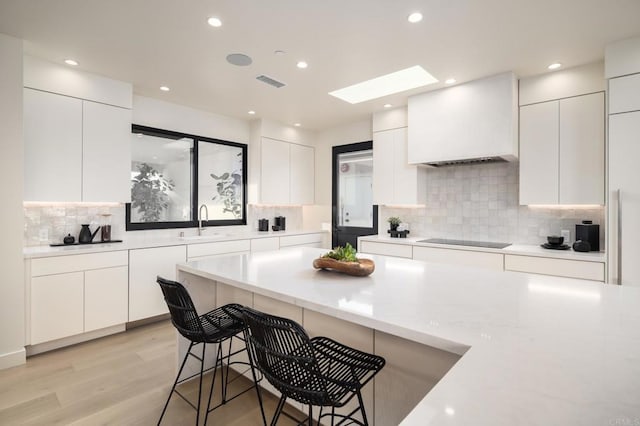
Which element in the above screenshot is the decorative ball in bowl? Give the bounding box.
[313,243,375,277]
[547,235,564,245]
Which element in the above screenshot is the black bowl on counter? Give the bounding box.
[547,235,564,245]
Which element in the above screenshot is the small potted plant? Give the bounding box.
[388,216,401,231]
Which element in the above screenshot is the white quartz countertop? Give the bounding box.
[359,235,606,263]
[177,247,640,425]
[23,229,326,258]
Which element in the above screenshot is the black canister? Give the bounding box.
[258,218,269,232]
[575,220,599,251]
[274,216,286,231]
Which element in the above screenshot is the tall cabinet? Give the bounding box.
[606,36,640,285]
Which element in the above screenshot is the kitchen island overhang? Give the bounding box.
[175,247,640,425]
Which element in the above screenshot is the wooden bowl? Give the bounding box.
[312,257,375,277]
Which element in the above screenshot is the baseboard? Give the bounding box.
[0,347,26,370]
[26,324,126,356]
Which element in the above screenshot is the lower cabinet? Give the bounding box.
[359,241,413,258]
[84,266,128,331]
[29,250,128,345]
[129,245,187,322]
[279,233,324,248]
[250,237,280,252]
[187,239,250,261]
[413,246,504,271]
[504,254,605,281]
[31,272,84,345]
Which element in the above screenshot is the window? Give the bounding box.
[126,125,247,230]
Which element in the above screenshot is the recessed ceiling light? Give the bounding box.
[64,59,78,66]
[248,110,256,115]
[207,17,222,27]
[408,12,423,23]
[296,61,308,69]
[294,123,301,127]
[329,65,438,104]
[445,78,457,84]
[383,104,393,108]
[548,62,562,70]
[160,86,170,92]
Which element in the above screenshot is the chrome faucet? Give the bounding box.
[198,204,209,236]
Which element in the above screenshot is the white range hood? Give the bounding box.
[407,72,518,166]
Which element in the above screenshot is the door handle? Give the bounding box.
[617,189,622,285]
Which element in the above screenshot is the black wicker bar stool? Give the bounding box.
[241,306,386,426]
[156,277,266,425]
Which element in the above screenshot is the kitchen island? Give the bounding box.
[176,247,640,425]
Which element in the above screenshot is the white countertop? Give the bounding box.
[177,247,640,425]
[23,229,326,258]
[359,235,606,263]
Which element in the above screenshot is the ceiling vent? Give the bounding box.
[256,75,286,88]
[424,156,508,167]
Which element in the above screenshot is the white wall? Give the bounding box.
[133,95,250,143]
[0,33,26,368]
[304,119,372,230]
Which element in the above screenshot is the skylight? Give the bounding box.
[328,65,438,104]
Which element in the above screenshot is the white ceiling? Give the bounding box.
[1,0,639,130]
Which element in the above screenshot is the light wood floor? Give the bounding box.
[0,321,302,425]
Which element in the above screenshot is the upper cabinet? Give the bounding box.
[23,56,132,203]
[407,72,518,166]
[519,92,604,205]
[260,137,314,205]
[24,89,132,202]
[372,108,426,205]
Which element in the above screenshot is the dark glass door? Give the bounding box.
[332,142,378,248]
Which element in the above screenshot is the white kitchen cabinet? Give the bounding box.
[609,73,640,114]
[413,246,504,271]
[408,72,518,165]
[187,239,250,261]
[519,92,604,205]
[608,111,640,286]
[129,245,186,321]
[279,233,324,248]
[24,88,83,202]
[504,255,605,281]
[24,88,132,203]
[82,101,131,202]
[250,237,280,252]
[373,127,426,205]
[29,250,129,345]
[31,272,84,345]
[359,241,413,258]
[260,137,314,205]
[84,266,128,331]
[519,101,559,205]
[290,143,315,204]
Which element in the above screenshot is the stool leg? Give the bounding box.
[244,330,267,426]
[204,342,224,425]
[271,395,287,426]
[356,389,368,426]
[158,341,195,426]
[195,343,207,425]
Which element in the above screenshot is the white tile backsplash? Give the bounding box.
[381,162,605,246]
[24,204,304,246]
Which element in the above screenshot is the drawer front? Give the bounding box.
[187,239,250,259]
[251,237,280,252]
[413,246,504,271]
[31,250,128,277]
[609,73,640,114]
[504,255,605,281]
[359,241,413,258]
[279,233,323,247]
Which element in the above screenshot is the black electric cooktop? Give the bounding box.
[417,238,511,249]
